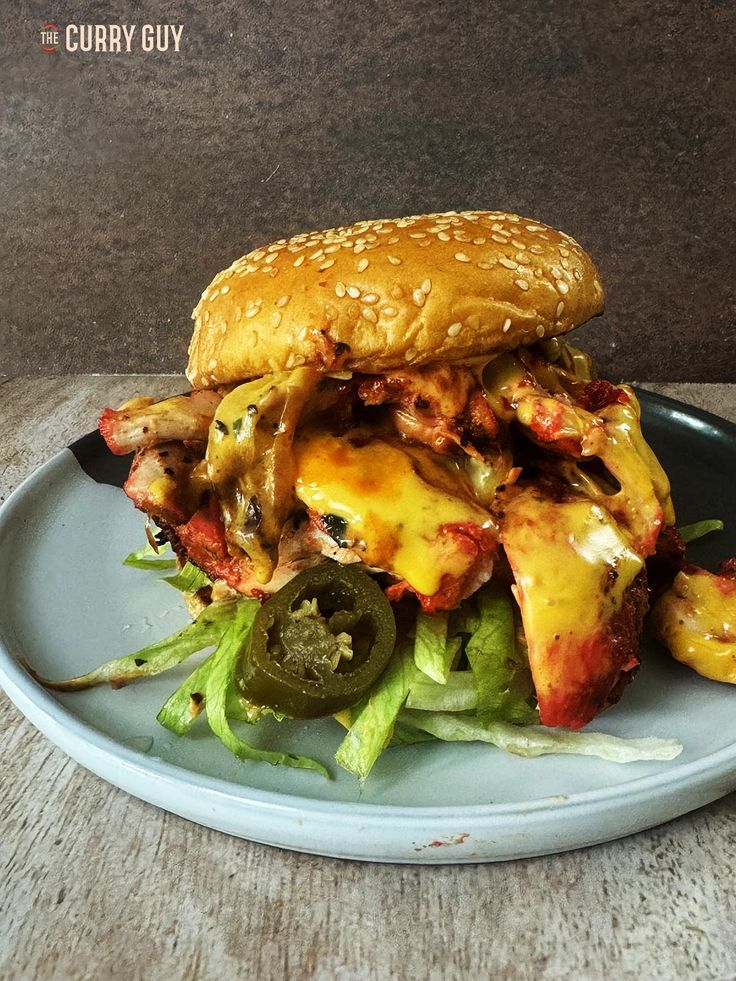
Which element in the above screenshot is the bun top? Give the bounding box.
[187,210,604,388]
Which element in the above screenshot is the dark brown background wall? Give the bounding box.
[2,0,734,380]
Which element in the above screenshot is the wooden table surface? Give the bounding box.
[1,377,735,981]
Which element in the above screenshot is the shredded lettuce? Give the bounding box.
[335,642,419,780]
[35,530,686,780]
[123,541,176,570]
[400,711,683,763]
[389,720,437,746]
[406,671,477,713]
[157,600,329,777]
[678,519,724,544]
[125,538,211,593]
[160,561,212,593]
[413,612,460,684]
[462,583,537,723]
[30,602,237,691]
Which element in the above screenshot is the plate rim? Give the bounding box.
[1,389,735,826]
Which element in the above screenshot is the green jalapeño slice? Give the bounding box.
[241,564,397,718]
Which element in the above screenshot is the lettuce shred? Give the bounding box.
[30,542,683,781]
[678,519,724,544]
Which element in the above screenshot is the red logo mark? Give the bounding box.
[39,22,60,52]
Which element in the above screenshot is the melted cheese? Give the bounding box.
[294,432,494,596]
[653,569,736,683]
[500,487,643,706]
[483,354,674,557]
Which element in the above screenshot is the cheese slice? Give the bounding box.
[500,485,644,727]
[294,432,495,596]
[652,568,736,683]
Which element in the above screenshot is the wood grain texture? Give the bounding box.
[1,377,735,981]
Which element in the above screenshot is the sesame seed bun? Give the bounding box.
[186,210,604,388]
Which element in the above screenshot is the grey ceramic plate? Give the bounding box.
[0,391,734,863]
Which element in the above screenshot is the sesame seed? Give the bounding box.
[508,215,520,222]
[271,311,282,328]
[264,253,278,265]
[491,234,508,244]
[437,231,451,241]
[209,289,219,302]
[559,247,570,257]
[447,322,462,337]
[455,252,470,263]
[362,292,379,304]
[362,307,378,323]
[298,327,308,340]
[409,232,426,239]
[491,223,505,232]
[515,279,530,291]
[357,257,369,272]
[354,243,366,254]
[286,353,295,369]
[277,295,291,307]
[324,243,340,254]
[477,261,494,270]
[294,354,306,366]
[203,310,210,323]
[417,239,431,248]
[473,237,486,245]
[536,324,545,337]
[388,236,400,245]
[245,307,259,318]
[208,358,217,370]
[220,285,230,295]
[511,239,526,250]
[499,257,518,269]
[556,301,565,318]
[319,258,335,270]
[293,255,305,268]
[347,286,360,299]
[405,347,418,361]
[412,288,426,307]
[502,318,512,332]
[526,225,544,232]
[251,251,265,261]
[556,280,569,294]
[551,265,563,279]
[574,269,582,281]
[388,255,402,265]
[421,278,432,294]
[335,282,347,297]
[309,250,324,261]
[382,306,397,317]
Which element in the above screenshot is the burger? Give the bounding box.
[76,210,690,777]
